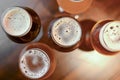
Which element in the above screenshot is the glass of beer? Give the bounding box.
[57,0,93,14]
[91,20,120,55]
[1,7,41,43]
[19,43,56,79]
[47,16,82,52]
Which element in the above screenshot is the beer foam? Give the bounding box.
[2,7,32,36]
[19,48,50,79]
[99,21,120,52]
[51,17,82,47]
[70,0,84,2]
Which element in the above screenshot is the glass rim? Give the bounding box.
[19,48,51,79]
[1,6,33,37]
[51,17,82,48]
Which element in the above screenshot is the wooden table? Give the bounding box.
[0,0,120,80]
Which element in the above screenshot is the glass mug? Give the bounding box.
[47,16,82,52]
[1,7,42,43]
[19,43,56,80]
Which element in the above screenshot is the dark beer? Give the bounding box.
[1,7,41,43]
[90,20,120,54]
[19,43,56,79]
[47,16,82,52]
[79,20,96,51]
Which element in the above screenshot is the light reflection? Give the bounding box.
[62,50,120,80]
[80,50,117,68]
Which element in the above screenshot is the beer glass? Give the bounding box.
[57,0,93,14]
[91,20,120,54]
[19,43,56,80]
[1,7,41,43]
[47,16,82,52]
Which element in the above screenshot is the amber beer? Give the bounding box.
[1,7,41,43]
[19,43,56,80]
[57,0,93,14]
[91,20,120,54]
[48,16,82,52]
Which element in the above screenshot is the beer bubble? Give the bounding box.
[19,48,50,79]
[2,7,32,37]
[99,21,120,52]
[51,17,82,47]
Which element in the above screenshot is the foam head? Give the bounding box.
[1,7,32,36]
[19,48,50,79]
[51,17,82,47]
[99,21,120,52]
[70,0,84,2]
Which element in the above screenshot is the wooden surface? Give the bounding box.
[0,0,120,80]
